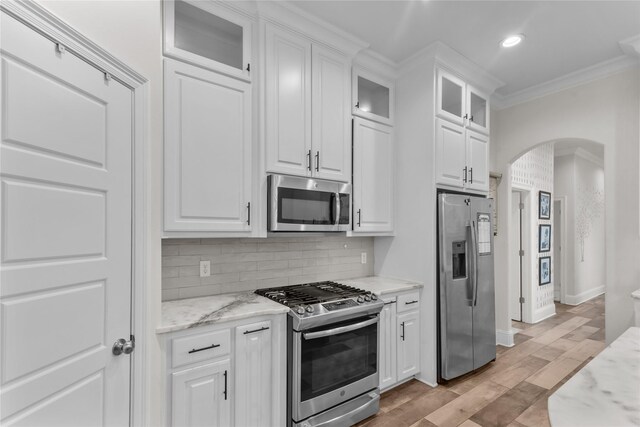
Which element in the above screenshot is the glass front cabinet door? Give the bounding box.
[466,86,490,134]
[352,68,395,126]
[164,0,253,81]
[437,68,490,134]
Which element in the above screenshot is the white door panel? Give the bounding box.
[435,118,465,188]
[466,130,489,192]
[312,44,350,182]
[1,12,132,425]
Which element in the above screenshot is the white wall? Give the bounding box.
[511,144,555,322]
[493,68,640,344]
[32,1,165,425]
[554,152,606,304]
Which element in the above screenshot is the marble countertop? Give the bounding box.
[158,292,289,334]
[342,276,423,296]
[548,326,640,427]
[158,276,422,334]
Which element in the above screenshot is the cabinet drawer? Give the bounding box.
[396,291,420,313]
[172,329,231,369]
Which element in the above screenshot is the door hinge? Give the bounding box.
[246,63,250,73]
[519,203,525,210]
[519,249,525,257]
[519,297,525,304]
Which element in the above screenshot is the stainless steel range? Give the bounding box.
[256,281,383,427]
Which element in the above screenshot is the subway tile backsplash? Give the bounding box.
[161,236,375,301]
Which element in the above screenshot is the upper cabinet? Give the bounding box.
[265,24,351,182]
[164,0,253,81]
[164,59,253,234]
[435,68,490,193]
[436,69,489,135]
[353,68,395,126]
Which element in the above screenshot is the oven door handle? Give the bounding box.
[333,192,340,226]
[302,317,377,340]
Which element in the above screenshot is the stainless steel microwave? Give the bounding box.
[268,174,351,232]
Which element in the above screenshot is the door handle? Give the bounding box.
[315,151,320,172]
[472,220,479,306]
[112,336,135,355]
[223,370,228,400]
[469,167,473,184]
[307,150,312,171]
[463,166,468,183]
[246,202,251,225]
[400,322,405,341]
[333,193,341,225]
[357,209,362,227]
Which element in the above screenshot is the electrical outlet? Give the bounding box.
[361,252,367,264]
[200,260,210,277]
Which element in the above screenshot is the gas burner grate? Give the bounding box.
[255,281,368,307]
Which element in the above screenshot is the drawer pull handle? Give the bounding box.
[405,300,419,305]
[243,326,270,335]
[188,343,220,354]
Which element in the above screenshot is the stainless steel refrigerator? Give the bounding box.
[437,193,496,381]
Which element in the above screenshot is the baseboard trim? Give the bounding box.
[565,286,605,306]
[496,329,515,347]
[533,304,557,323]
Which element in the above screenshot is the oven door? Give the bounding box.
[268,174,351,232]
[292,315,379,422]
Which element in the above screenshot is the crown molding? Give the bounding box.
[492,54,640,110]
[554,147,604,168]
[398,41,504,95]
[258,1,369,57]
[353,49,398,80]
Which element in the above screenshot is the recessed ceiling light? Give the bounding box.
[501,34,524,48]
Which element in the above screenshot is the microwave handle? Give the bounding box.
[303,317,377,340]
[333,193,340,226]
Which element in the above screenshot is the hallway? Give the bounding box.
[356,296,606,427]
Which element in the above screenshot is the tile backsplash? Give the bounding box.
[162,236,375,301]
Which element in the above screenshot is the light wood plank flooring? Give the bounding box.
[355,296,605,427]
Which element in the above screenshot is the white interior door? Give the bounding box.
[1,13,132,425]
[510,192,523,321]
[553,200,562,302]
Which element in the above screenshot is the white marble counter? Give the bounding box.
[548,326,640,427]
[342,276,423,296]
[158,292,289,334]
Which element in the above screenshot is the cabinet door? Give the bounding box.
[435,118,466,189]
[397,311,419,381]
[265,25,312,177]
[465,130,489,192]
[352,68,394,126]
[235,321,272,427]
[379,300,397,390]
[164,59,252,233]
[436,69,465,126]
[312,44,351,182]
[172,359,231,427]
[353,118,394,233]
[466,85,490,135]
[164,0,252,81]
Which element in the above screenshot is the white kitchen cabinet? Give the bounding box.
[235,321,272,427]
[436,68,489,135]
[352,67,394,126]
[172,359,231,427]
[378,298,397,391]
[465,129,490,192]
[352,118,394,234]
[265,24,351,182]
[163,0,253,81]
[312,44,351,182]
[164,59,253,234]
[396,310,420,381]
[435,118,490,193]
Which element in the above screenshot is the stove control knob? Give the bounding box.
[357,296,364,303]
[306,305,314,313]
[370,294,378,300]
[364,295,372,302]
[296,306,306,315]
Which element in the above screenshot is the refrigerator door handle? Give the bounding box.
[472,220,479,306]
[467,223,474,306]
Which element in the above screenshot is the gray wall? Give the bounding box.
[162,236,374,301]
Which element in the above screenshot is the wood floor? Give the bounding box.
[356,296,606,427]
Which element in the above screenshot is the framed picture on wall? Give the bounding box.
[539,256,551,286]
[539,224,551,252]
[539,191,551,219]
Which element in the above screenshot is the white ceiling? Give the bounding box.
[290,1,640,97]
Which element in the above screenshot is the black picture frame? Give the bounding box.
[539,224,551,252]
[539,191,551,219]
[539,256,551,286]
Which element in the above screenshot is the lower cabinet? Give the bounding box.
[166,316,283,426]
[234,321,272,427]
[378,291,420,391]
[172,360,231,427]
